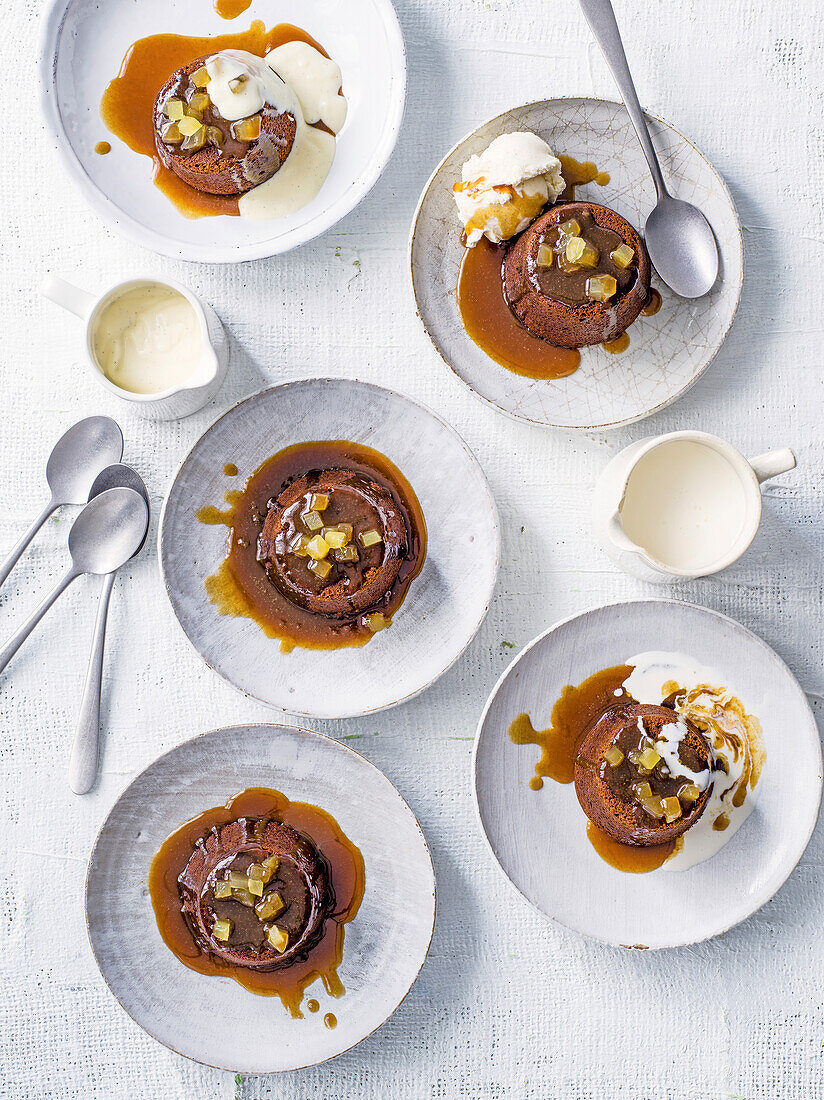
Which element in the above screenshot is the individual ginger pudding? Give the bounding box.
[149,787,364,1014]
[509,652,764,873]
[198,441,427,651]
[102,22,346,219]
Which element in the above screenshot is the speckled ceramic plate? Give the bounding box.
[39,0,405,262]
[410,99,743,430]
[159,379,499,717]
[473,600,822,948]
[86,723,436,1072]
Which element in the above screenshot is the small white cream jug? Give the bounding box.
[592,430,797,582]
[43,274,229,421]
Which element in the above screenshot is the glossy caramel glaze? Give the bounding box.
[94,140,111,155]
[149,787,365,1016]
[557,154,611,200]
[198,441,426,652]
[586,821,673,872]
[100,21,330,218]
[215,0,252,18]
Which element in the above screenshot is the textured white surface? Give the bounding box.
[3,0,824,1097]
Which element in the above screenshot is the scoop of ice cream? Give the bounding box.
[453,132,565,247]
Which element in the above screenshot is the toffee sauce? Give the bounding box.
[508,664,674,872]
[198,441,427,653]
[100,21,330,219]
[215,0,252,18]
[94,140,111,155]
[149,787,365,1016]
[456,155,661,376]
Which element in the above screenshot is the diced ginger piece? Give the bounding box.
[247,877,264,897]
[358,529,382,548]
[213,879,232,899]
[641,795,664,819]
[205,125,224,147]
[586,274,618,302]
[566,237,599,268]
[335,545,358,563]
[266,925,289,953]
[164,98,185,121]
[229,872,249,889]
[536,243,555,268]
[662,796,682,823]
[229,74,250,92]
[323,527,348,549]
[177,115,203,136]
[161,122,183,145]
[302,509,324,531]
[678,782,701,805]
[633,781,653,801]
[246,863,267,881]
[191,65,212,88]
[310,493,330,512]
[308,558,333,579]
[255,892,285,921]
[212,919,232,941]
[262,856,280,873]
[181,129,206,152]
[637,747,662,771]
[290,534,310,558]
[610,243,635,269]
[233,115,262,142]
[307,535,330,560]
[603,745,624,767]
[559,217,581,237]
[232,889,256,907]
[364,612,390,633]
[188,92,211,114]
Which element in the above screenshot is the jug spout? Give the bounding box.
[607,511,641,555]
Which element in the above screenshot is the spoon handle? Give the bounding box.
[577,0,668,200]
[69,571,115,794]
[0,569,78,675]
[0,502,56,591]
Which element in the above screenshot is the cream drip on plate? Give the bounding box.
[624,651,765,871]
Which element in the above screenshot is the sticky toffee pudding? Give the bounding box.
[199,441,426,651]
[149,787,364,1015]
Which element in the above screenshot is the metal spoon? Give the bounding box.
[69,465,150,795]
[0,488,148,676]
[0,416,123,591]
[577,0,719,297]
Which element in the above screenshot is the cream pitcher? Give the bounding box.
[42,274,229,420]
[592,430,797,582]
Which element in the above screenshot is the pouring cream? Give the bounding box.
[91,283,202,395]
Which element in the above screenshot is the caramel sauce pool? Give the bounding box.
[508,664,674,872]
[198,441,427,652]
[149,787,365,1016]
[100,21,329,219]
[94,140,111,155]
[215,0,252,18]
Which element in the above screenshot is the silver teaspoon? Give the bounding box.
[0,416,123,590]
[0,488,148,676]
[69,465,150,795]
[577,0,719,297]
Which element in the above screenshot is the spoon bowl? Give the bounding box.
[645,196,719,299]
[46,416,124,505]
[89,463,151,554]
[68,487,149,576]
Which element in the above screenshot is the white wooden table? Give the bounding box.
[4,0,823,1096]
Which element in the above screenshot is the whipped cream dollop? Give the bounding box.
[202,46,346,221]
[453,132,565,247]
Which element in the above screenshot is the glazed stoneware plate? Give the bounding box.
[39,0,405,262]
[473,600,822,948]
[86,723,436,1072]
[160,379,499,717]
[410,99,743,430]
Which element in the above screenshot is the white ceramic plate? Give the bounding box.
[159,379,499,717]
[473,600,822,948]
[39,0,405,262]
[86,723,436,1072]
[410,99,743,430]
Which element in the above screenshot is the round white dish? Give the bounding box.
[39,0,406,262]
[159,379,499,717]
[86,723,436,1072]
[473,600,822,948]
[410,99,743,430]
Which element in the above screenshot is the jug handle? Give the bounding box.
[42,274,96,320]
[748,448,797,484]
